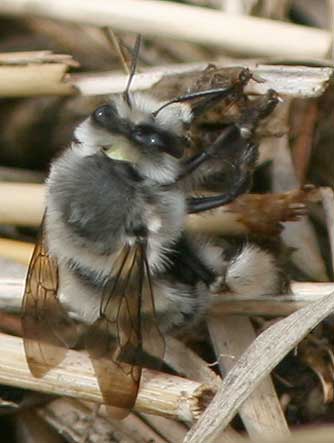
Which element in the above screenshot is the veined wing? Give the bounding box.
[22,216,78,377]
[85,240,165,417]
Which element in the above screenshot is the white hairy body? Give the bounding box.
[45,92,281,331]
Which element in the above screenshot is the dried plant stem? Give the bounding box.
[0,64,75,97]
[0,57,333,98]
[321,187,334,275]
[0,50,78,66]
[271,102,329,281]
[72,64,334,98]
[0,167,44,183]
[0,279,26,312]
[184,291,334,443]
[211,281,334,316]
[0,332,214,422]
[164,337,241,443]
[0,0,331,58]
[328,0,334,59]
[165,337,220,387]
[0,239,33,265]
[105,412,169,443]
[292,101,319,184]
[104,28,130,75]
[0,182,321,238]
[2,278,334,316]
[39,398,165,443]
[209,316,289,440]
[0,183,45,227]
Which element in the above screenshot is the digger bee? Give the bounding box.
[22,37,282,416]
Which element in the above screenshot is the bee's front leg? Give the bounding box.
[181,90,280,213]
[187,141,258,214]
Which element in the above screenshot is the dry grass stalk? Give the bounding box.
[2,278,334,316]
[72,64,334,98]
[321,187,334,275]
[0,279,26,312]
[184,290,334,443]
[39,398,155,443]
[271,102,329,281]
[292,101,319,184]
[164,337,242,443]
[0,54,332,98]
[0,182,319,238]
[0,239,33,265]
[106,411,169,443]
[209,316,289,440]
[165,337,220,387]
[0,0,332,58]
[0,332,215,422]
[0,183,45,227]
[211,281,334,316]
[328,0,334,59]
[0,167,44,183]
[0,50,78,66]
[0,64,75,97]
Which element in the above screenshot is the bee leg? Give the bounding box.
[178,125,241,180]
[176,67,253,120]
[187,177,251,213]
[187,141,258,214]
[237,89,280,138]
[179,89,279,184]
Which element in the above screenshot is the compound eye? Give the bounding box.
[147,134,159,146]
[92,104,118,129]
[133,125,164,148]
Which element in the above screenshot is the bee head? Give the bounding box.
[74,92,192,163]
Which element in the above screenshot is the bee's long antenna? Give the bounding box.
[153,68,253,119]
[152,87,233,117]
[123,35,142,108]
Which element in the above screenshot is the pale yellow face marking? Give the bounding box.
[104,136,139,163]
[105,145,128,161]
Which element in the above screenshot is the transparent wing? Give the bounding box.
[85,241,165,416]
[22,217,78,377]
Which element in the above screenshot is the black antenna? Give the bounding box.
[152,68,255,118]
[152,86,236,118]
[123,35,142,108]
